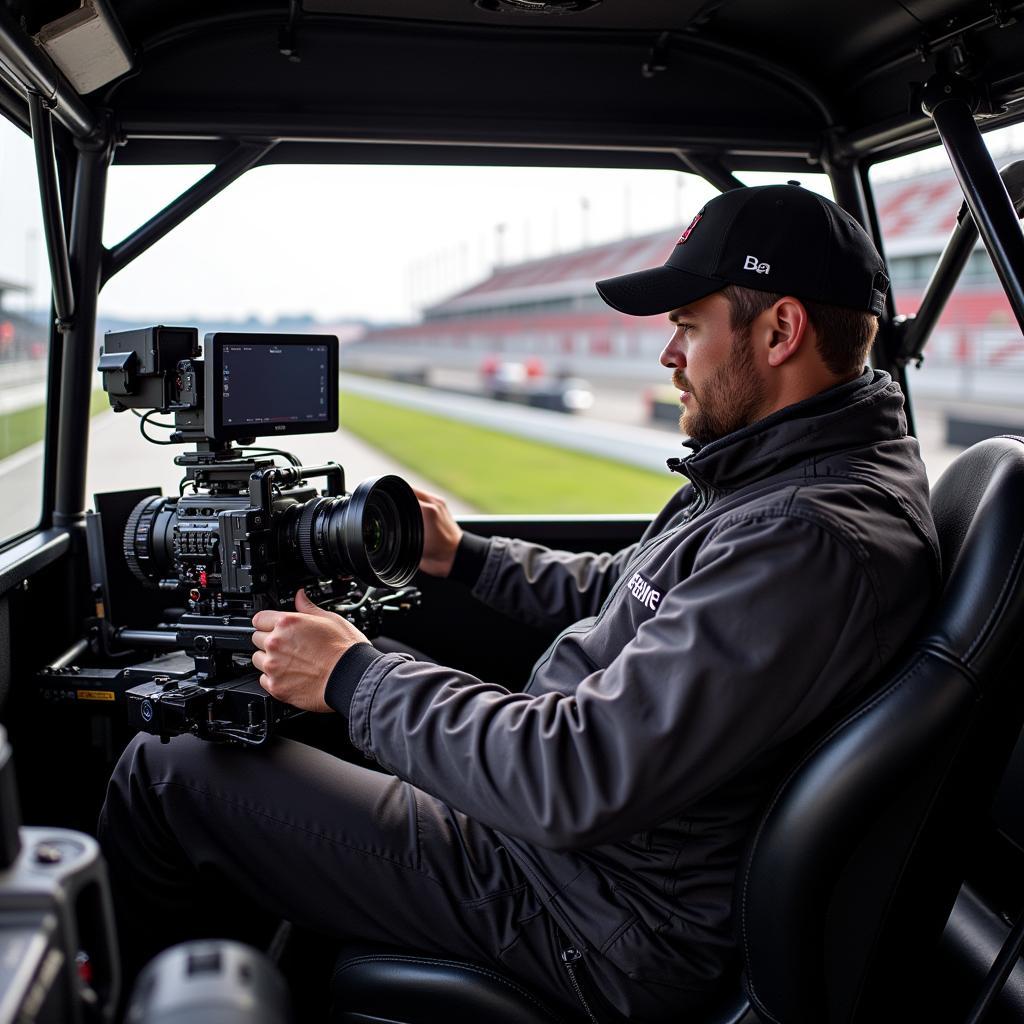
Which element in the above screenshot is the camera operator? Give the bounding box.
[99,184,940,1023]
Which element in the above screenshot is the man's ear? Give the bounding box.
[764,297,810,368]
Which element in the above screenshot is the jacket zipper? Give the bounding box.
[683,487,709,523]
[670,460,709,523]
[560,946,600,1024]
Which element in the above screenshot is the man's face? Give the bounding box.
[655,290,770,446]
[658,292,768,445]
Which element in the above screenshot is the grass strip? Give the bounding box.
[0,389,110,461]
[340,390,682,514]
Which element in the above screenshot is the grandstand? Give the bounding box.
[0,277,47,366]
[346,165,1022,401]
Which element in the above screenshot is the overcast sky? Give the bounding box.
[1,119,1022,326]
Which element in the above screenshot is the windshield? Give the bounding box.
[86,163,832,517]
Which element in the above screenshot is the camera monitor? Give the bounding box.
[203,332,339,441]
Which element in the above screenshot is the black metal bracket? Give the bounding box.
[888,316,925,370]
[641,32,670,79]
[27,91,75,332]
[909,6,1020,73]
[919,72,984,119]
[101,140,277,285]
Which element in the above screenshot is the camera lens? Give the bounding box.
[291,475,423,588]
[124,476,423,596]
[123,495,178,586]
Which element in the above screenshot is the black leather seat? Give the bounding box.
[330,950,577,1023]
[738,434,1024,1022]
[331,436,1024,1024]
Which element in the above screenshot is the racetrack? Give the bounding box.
[0,374,994,542]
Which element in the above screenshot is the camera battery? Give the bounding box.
[125,672,302,745]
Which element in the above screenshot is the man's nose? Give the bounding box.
[660,331,686,369]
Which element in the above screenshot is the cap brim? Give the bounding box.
[596,265,724,317]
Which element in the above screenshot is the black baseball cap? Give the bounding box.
[596,183,889,317]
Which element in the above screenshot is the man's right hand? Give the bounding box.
[413,487,463,577]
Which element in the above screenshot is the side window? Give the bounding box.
[0,115,52,544]
[869,125,1024,483]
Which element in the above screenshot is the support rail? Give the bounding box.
[27,92,74,329]
[103,141,278,284]
[922,75,1024,337]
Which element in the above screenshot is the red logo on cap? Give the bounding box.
[676,213,702,245]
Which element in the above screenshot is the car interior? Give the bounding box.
[1,1,1024,1021]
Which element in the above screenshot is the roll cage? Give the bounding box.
[1,1,1024,1021]
[0,0,1023,536]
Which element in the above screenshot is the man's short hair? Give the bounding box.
[721,284,878,377]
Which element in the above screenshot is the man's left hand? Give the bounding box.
[251,589,368,712]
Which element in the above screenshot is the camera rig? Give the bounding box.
[66,326,424,746]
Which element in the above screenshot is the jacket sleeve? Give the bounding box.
[346,512,880,849]
[468,536,640,631]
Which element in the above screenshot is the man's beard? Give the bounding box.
[673,327,767,445]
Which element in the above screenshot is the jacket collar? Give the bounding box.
[668,369,908,493]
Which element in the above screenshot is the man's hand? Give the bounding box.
[413,487,463,577]
[251,589,368,712]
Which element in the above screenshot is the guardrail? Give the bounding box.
[0,358,48,390]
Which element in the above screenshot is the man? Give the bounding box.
[99,183,939,1022]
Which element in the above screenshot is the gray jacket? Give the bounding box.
[333,369,940,1013]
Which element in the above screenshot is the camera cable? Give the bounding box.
[238,446,302,467]
[132,408,178,445]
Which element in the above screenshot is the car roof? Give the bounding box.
[6,0,1024,170]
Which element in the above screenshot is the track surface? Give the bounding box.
[0,372,1001,541]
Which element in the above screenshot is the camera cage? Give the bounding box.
[82,327,422,746]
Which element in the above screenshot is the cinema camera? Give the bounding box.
[91,326,423,745]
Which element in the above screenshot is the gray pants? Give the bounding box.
[97,728,592,1019]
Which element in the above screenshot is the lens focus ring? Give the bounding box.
[123,496,164,587]
[297,498,326,577]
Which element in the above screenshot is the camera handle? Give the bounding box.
[248,462,345,510]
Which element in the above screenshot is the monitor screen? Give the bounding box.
[204,333,339,441]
